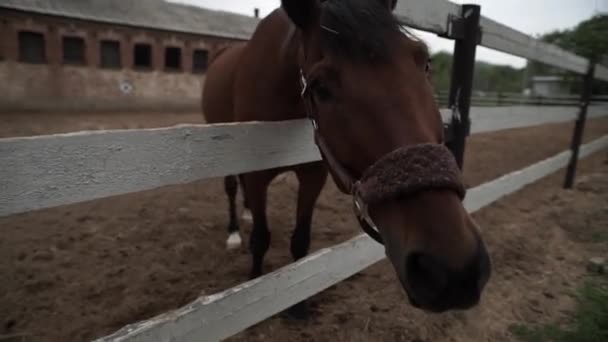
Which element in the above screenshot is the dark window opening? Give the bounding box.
[62,36,86,65]
[18,31,46,64]
[100,40,121,68]
[164,46,182,71]
[192,49,208,73]
[134,43,152,69]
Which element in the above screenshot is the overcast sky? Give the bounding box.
[168,0,607,68]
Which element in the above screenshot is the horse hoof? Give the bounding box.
[226,232,242,250]
[241,209,253,223]
[282,301,310,320]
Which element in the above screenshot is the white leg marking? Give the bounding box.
[226,232,242,250]
[241,208,253,223]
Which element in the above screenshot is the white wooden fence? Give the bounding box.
[4,105,607,218]
[91,135,608,342]
[1,1,608,341]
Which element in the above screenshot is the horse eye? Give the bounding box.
[312,82,332,102]
[425,59,432,74]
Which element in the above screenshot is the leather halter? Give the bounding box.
[299,69,385,243]
[298,68,466,245]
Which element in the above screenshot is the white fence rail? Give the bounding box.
[467,105,608,134]
[94,134,608,342]
[3,106,607,217]
[397,0,608,81]
[478,17,589,75]
[394,0,459,34]
[0,120,319,217]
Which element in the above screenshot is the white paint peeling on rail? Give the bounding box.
[94,234,385,342]
[94,135,608,342]
[0,120,320,217]
[2,107,607,217]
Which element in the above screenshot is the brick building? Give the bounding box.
[0,0,259,112]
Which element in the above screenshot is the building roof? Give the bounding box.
[0,0,260,40]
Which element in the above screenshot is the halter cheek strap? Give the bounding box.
[299,69,355,193]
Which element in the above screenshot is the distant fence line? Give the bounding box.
[434,92,608,107]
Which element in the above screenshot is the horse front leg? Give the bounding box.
[224,175,242,250]
[242,170,276,279]
[285,162,328,319]
[238,174,252,224]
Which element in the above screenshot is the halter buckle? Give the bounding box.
[451,87,461,122]
[299,68,308,98]
[310,118,318,129]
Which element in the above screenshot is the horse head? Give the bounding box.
[282,0,491,312]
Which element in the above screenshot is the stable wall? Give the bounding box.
[0,8,241,113]
[0,61,203,112]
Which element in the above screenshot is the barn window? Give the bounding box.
[18,31,46,64]
[62,36,86,65]
[192,49,208,73]
[100,40,121,68]
[164,46,182,71]
[133,43,152,69]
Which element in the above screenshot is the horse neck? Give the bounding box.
[243,9,305,120]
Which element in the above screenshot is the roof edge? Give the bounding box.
[0,4,258,41]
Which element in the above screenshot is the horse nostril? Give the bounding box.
[406,253,448,298]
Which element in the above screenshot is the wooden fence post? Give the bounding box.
[564,62,595,188]
[445,4,481,169]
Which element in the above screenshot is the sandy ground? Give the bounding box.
[0,112,607,341]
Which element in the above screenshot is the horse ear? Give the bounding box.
[382,0,398,11]
[281,0,321,30]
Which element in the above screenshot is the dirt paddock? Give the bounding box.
[1,112,607,342]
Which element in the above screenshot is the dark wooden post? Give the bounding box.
[445,4,481,170]
[564,62,595,189]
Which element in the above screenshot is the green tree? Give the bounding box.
[526,14,608,93]
[429,51,452,91]
[429,51,525,94]
[568,14,608,62]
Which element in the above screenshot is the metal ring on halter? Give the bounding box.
[299,69,308,97]
[353,185,383,244]
[451,87,461,122]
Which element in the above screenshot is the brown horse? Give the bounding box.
[202,0,491,316]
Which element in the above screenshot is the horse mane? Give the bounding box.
[320,0,422,63]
